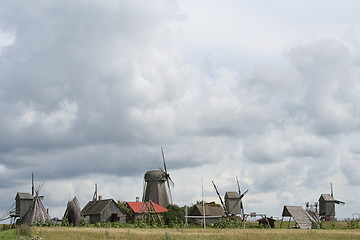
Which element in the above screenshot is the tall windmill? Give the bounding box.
[142,147,174,207]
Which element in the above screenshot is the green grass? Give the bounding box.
[1,221,359,240]
[31,227,360,240]
[0,229,16,240]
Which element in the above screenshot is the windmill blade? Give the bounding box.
[161,147,168,174]
[158,167,175,187]
[335,200,345,205]
[236,176,242,195]
[212,181,228,215]
[166,179,173,204]
[240,189,249,200]
[160,148,175,187]
[168,177,175,188]
[142,178,146,202]
[161,147,174,204]
[167,176,175,187]
[331,182,334,197]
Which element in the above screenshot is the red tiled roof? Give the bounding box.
[126,201,168,213]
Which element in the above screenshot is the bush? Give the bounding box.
[347,219,359,229]
[16,224,32,237]
[34,220,60,227]
[213,217,241,228]
[94,221,125,228]
[163,204,185,228]
[133,218,148,228]
[118,201,133,223]
[311,221,321,229]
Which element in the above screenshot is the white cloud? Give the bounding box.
[0,28,15,55]
[17,100,78,133]
[1,0,360,220]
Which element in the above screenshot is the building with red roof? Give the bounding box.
[126,201,168,221]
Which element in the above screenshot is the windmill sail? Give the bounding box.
[21,194,50,224]
[161,147,174,204]
[212,181,228,216]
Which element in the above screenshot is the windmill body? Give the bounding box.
[143,148,174,208]
[143,170,170,207]
[225,192,241,215]
[21,194,50,224]
[318,184,345,220]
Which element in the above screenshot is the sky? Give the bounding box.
[1,0,360,220]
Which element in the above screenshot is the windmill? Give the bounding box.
[142,147,174,207]
[21,181,50,224]
[318,183,345,220]
[212,178,248,218]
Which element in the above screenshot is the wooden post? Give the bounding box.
[202,178,206,229]
[280,216,284,228]
[288,217,291,228]
[32,173,34,196]
[264,215,270,228]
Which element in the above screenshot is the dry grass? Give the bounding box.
[32,227,360,240]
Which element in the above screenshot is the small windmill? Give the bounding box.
[212,178,248,218]
[21,181,50,224]
[319,183,345,220]
[142,147,174,207]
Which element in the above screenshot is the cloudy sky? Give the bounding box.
[1,0,360,220]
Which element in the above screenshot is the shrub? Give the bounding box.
[213,217,241,228]
[118,201,133,223]
[163,204,185,228]
[133,218,148,228]
[347,219,359,229]
[16,224,32,237]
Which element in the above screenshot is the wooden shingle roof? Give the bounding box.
[319,194,335,202]
[282,206,312,229]
[82,199,113,215]
[16,192,33,200]
[191,204,225,217]
[225,192,240,199]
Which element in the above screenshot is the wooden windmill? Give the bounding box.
[319,183,345,221]
[212,178,248,218]
[142,148,174,207]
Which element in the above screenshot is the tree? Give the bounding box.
[117,201,133,223]
[163,204,185,227]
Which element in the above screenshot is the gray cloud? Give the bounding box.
[1,0,360,219]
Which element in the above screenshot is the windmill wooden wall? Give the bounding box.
[15,192,33,218]
[319,194,335,217]
[224,192,241,215]
[21,195,50,224]
[143,170,170,207]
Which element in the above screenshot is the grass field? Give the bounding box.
[0,229,16,240]
[27,227,360,240]
[1,221,360,240]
